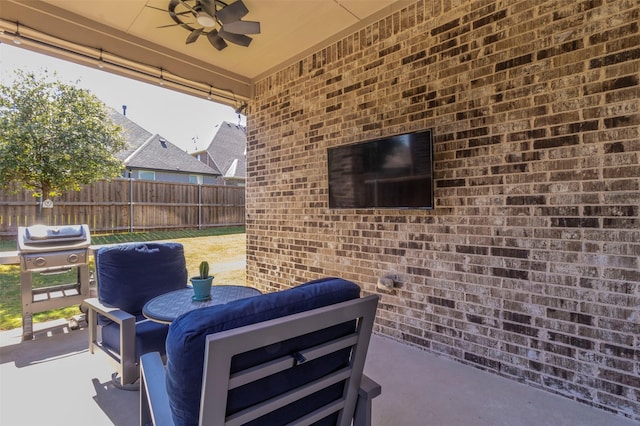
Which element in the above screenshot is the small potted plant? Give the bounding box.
[190,261,214,301]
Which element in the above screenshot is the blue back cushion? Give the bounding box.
[96,242,188,315]
[166,277,361,426]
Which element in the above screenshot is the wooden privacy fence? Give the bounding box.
[0,178,245,239]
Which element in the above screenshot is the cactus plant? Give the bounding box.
[192,261,213,301]
[199,261,210,279]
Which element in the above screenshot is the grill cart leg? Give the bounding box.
[20,270,34,341]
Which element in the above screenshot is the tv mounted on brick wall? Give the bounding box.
[328,130,434,209]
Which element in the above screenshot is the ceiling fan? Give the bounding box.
[155,0,261,51]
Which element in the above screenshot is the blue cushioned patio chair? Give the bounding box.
[140,278,381,426]
[84,242,188,389]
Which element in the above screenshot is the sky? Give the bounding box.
[0,44,246,153]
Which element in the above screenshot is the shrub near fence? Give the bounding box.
[0,178,245,239]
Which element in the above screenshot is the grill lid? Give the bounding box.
[17,224,91,253]
[25,224,85,241]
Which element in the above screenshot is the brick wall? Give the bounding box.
[247,0,639,419]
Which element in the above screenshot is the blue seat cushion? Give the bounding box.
[166,277,362,426]
[101,315,170,359]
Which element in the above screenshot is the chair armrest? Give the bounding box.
[140,352,175,426]
[354,374,381,426]
[83,297,135,324]
[84,297,137,385]
[359,374,382,399]
[85,297,136,357]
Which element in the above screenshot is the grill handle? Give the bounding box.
[39,267,73,275]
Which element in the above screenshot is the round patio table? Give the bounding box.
[143,285,261,324]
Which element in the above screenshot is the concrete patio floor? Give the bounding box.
[1,320,637,426]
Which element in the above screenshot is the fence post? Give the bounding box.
[198,184,202,230]
[129,174,134,234]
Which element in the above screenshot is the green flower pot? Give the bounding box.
[190,276,213,301]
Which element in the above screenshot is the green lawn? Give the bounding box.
[0,227,246,330]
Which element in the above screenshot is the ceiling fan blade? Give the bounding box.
[223,20,260,35]
[146,5,169,12]
[186,27,204,44]
[157,22,191,28]
[216,0,249,24]
[218,29,252,47]
[176,0,197,14]
[198,0,217,18]
[207,30,228,50]
[169,0,198,23]
[149,4,192,17]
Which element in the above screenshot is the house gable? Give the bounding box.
[204,121,246,185]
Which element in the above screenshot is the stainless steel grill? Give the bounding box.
[17,224,91,340]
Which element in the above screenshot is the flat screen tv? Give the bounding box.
[328,130,434,209]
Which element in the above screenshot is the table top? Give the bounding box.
[143,285,262,324]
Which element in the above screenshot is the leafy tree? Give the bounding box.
[0,69,126,207]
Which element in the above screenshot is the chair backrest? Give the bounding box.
[165,277,378,426]
[95,242,188,314]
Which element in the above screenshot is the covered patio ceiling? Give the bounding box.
[0,0,408,107]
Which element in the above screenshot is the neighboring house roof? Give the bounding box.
[109,109,221,176]
[205,121,246,180]
[125,134,222,175]
[109,109,152,161]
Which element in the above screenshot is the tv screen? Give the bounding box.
[328,130,434,209]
